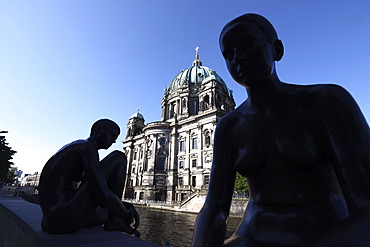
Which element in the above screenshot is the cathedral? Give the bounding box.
[122,49,235,202]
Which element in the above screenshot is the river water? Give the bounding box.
[135,206,242,247]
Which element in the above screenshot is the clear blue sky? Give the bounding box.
[1,0,370,175]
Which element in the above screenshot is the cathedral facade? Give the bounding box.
[122,51,235,202]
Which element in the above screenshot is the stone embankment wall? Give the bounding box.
[178,194,248,215]
[138,194,249,216]
[176,194,206,213]
[229,198,248,216]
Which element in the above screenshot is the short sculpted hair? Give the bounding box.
[220,13,279,44]
[90,119,120,136]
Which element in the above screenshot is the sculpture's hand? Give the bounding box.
[126,227,141,238]
[121,202,141,238]
[122,201,140,230]
[105,219,141,238]
[129,205,140,230]
[119,224,141,238]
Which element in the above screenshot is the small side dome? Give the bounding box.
[130,112,145,120]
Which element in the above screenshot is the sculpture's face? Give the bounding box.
[220,22,275,87]
[96,127,120,149]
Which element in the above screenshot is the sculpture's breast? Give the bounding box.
[271,104,327,173]
[231,113,268,176]
[274,132,326,172]
[231,101,327,176]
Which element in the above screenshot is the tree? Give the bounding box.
[5,167,17,185]
[234,172,249,197]
[0,134,17,183]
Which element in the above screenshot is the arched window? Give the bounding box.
[182,98,187,108]
[204,95,210,110]
[169,102,175,118]
[126,127,132,138]
[189,97,199,115]
[179,140,185,151]
[179,161,184,169]
[205,135,211,148]
[159,137,166,147]
[156,154,166,172]
[192,138,198,149]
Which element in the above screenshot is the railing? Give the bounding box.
[2,186,37,196]
[124,198,174,206]
[233,192,249,199]
[177,185,193,190]
[179,189,200,207]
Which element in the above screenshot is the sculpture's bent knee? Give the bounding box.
[109,150,126,160]
[104,150,127,166]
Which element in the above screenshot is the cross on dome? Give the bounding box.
[193,46,202,66]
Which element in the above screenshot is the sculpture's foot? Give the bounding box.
[104,218,141,237]
[41,217,46,231]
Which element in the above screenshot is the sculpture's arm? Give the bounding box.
[82,145,131,222]
[192,117,236,247]
[320,84,370,212]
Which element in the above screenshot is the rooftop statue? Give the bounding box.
[192,13,370,247]
[39,119,140,236]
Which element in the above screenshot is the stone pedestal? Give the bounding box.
[0,196,160,247]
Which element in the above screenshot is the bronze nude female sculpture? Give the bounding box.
[39,119,140,236]
[192,14,370,247]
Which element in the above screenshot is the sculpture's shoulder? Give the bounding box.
[304,83,352,103]
[50,139,96,161]
[41,140,96,179]
[60,139,93,151]
[217,105,241,128]
[214,101,249,139]
[285,83,354,110]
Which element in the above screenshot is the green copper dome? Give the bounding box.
[129,112,144,120]
[165,49,230,95]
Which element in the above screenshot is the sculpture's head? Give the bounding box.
[219,13,284,88]
[90,119,120,150]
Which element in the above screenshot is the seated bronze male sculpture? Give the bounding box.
[39,119,140,236]
[192,13,370,247]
